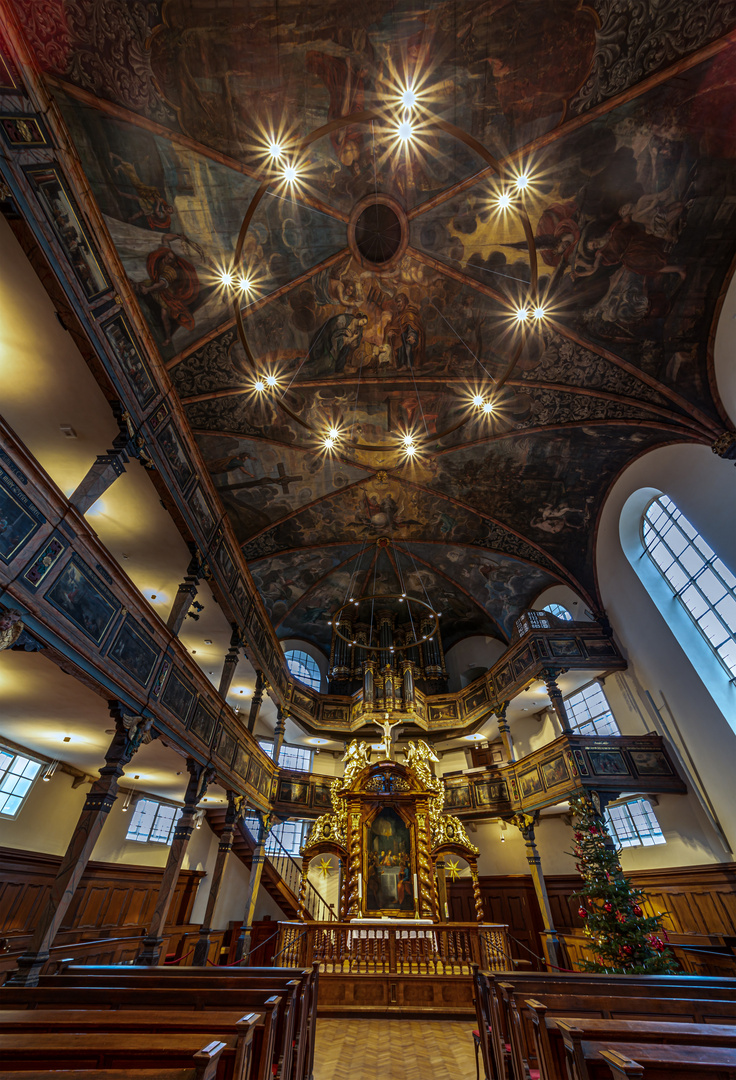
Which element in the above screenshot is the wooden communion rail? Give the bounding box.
[275,921,511,1014]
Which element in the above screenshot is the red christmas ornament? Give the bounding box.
[578,907,588,919]
[622,945,633,955]
[589,825,598,835]
[632,905,642,917]
[604,902,613,913]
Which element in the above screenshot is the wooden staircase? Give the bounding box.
[205,809,307,920]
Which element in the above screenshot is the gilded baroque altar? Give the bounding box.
[298,739,483,921]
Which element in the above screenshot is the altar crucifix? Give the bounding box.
[373,713,402,760]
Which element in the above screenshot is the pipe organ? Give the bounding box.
[328,604,447,698]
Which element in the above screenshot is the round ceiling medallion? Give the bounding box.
[348,194,408,272]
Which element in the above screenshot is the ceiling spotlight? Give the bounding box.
[323,436,335,450]
[219,270,233,287]
[482,400,494,414]
[254,379,265,392]
[496,191,512,210]
[515,173,530,190]
[533,305,546,320]
[515,307,529,323]
[397,120,414,142]
[473,394,485,408]
[238,275,253,294]
[42,760,59,783]
[401,87,417,110]
[282,163,299,183]
[121,790,133,812]
[328,426,340,439]
[268,140,283,160]
[265,374,277,387]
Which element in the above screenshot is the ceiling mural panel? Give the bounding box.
[55,97,346,359]
[14,0,736,660]
[249,544,364,629]
[398,542,557,640]
[194,434,371,539]
[414,426,673,595]
[20,1,736,163]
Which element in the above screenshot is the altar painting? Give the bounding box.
[365,807,414,914]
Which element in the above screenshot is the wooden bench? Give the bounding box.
[0,988,283,1080]
[0,1010,259,1080]
[43,963,319,1080]
[0,1034,227,1077]
[492,976,736,1080]
[558,1025,736,1079]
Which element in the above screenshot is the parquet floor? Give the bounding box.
[312,1018,478,1080]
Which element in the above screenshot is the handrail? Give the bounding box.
[241,818,337,921]
[1,930,145,962]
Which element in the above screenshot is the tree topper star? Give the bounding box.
[317,857,333,878]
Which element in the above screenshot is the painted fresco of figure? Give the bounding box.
[571,215,686,283]
[133,247,200,344]
[309,312,368,373]
[306,51,367,173]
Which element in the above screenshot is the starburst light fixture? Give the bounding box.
[446,858,462,881]
[317,857,333,878]
[233,105,541,457]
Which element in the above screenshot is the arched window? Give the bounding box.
[542,602,573,622]
[642,495,736,680]
[284,649,321,691]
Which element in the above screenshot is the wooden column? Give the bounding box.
[69,405,148,514]
[345,802,361,918]
[234,812,272,963]
[541,667,572,734]
[297,855,310,922]
[496,701,516,762]
[192,791,241,966]
[272,707,286,766]
[415,801,436,918]
[166,548,201,637]
[468,857,484,922]
[247,670,265,734]
[136,758,216,966]
[511,812,563,970]
[218,625,241,700]
[8,708,145,985]
[435,857,449,921]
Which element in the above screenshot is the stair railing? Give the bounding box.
[263,828,337,922]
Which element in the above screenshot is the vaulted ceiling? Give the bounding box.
[17,0,736,658]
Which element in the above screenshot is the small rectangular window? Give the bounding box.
[564,683,620,737]
[606,797,665,848]
[243,813,309,856]
[0,748,42,817]
[125,797,182,844]
[259,740,312,771]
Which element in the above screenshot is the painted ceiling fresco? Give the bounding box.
[18,0,736,658]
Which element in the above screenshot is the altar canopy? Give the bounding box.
[299,740,482,922]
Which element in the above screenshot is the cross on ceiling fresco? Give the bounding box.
[16,0,736,656]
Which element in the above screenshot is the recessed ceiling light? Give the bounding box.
[204,639,212,645]
[62,736,71,743]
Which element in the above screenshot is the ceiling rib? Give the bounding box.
[406,27,736,223]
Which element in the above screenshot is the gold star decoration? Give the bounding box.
[446,859,461,881]
[317,857,333,878]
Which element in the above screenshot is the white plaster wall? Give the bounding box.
[596,443,736,857]
[0,769,86,856]
[532,584,594,621]
[445,635,507,691]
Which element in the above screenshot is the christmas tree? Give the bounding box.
[570,794,678,974]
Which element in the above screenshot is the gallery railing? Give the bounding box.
[275,921,511,974]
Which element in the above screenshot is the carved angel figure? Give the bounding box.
[403,740,441,790]
[122,714,155,754]
[0,609,23,653]
[341,739,372,786]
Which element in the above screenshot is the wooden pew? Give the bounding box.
[0,1034,227,1076]
[557,1023,736,1079]
[0,988,282,1080]
[44,963,320,1080]
[472,964,509,1080]
[0,1010,259,1080]
[494,976,736,1080]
